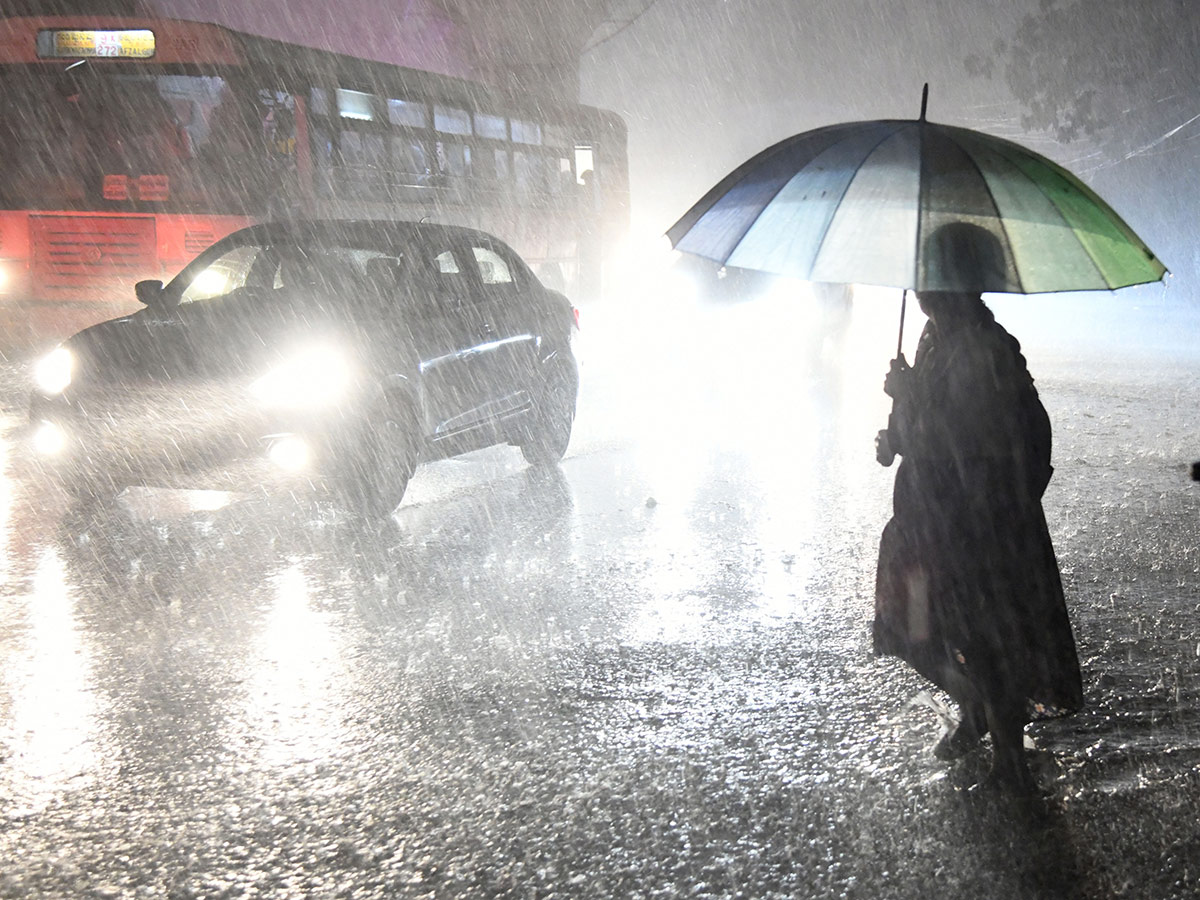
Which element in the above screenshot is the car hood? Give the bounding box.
[63,297,387,387]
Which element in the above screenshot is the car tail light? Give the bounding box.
[572,307,581,330]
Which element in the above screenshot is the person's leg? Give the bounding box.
[934,700,986,760]
[932,662,988,760]
[985,701,1037,794]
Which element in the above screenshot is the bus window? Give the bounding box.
[387,98,427,128]
[436,140,471,179]
[0,68,290,214]
[311,120,335,167]
[574,145,595,185]
[474,112,507,141]
[202,85,297,213]
[433,104,471,135]
[342,131,387,198]
[511,119,542,145]
[553,156,574,194]
[390,134,430,182]
[310,87,331,116]
[513,149,551,195]
[336,88,377,121]
[470,146,509,185]
[339,130,386,169]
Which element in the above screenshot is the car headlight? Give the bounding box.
[32,420,68,456]
[250,345,354,409]
[34,347,74,395]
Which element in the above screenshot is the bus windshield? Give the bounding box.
[0,65,293,215]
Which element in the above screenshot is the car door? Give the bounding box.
[459,240,541,421]
[403,237,491,437]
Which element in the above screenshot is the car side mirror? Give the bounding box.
[135,279,167,309]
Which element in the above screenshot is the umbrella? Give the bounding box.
[666,86,1166,353]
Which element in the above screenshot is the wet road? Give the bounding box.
[1,288,1199,899]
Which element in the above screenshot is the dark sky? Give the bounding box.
[577,0,1198,303]
[582,0,1111,229]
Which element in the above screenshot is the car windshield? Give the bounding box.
[178,241,413,314]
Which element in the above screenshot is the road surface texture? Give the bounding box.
[1,289,1197,899]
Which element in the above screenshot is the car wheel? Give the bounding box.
[519,360,577,466]
[335,415,416,517]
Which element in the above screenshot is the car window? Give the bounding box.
[179,245,267,303]
[412,245,472,311]
[272,247,374,289]
[181,243,402,313]
[362,255,406,296]
[471,246,515,286]
[434,250,460,274]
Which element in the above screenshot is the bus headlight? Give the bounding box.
[34,347,74,395]
[251,345,354,409]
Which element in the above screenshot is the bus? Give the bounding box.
[0,15,629,345]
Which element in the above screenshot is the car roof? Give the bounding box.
[223,219,503,250]
[167,218,526,295]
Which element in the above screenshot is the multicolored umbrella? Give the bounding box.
[667,91,1166,297]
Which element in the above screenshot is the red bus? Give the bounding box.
[0,15,629,345]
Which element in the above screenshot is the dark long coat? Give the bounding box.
[874,310,1083,720]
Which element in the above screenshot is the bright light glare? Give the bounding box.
[268,435,312,472]
[188,267,229,299]
[33,347,73,395]
[641,234,699,302]
[251,345,353,409]
[32,421,67,456]
[761,275,818,311]
[0,263,9,290]
[599,229,699,306]
[8,548,106,812]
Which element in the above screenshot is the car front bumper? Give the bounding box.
[28,381,355,494]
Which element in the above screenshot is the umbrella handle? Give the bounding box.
[896,289,907,359]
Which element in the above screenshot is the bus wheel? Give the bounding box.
[519,362,577,466]
[335,415,416,517]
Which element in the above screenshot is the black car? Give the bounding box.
[29,220,579,515]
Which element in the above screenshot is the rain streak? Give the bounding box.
[1,1,1198,898]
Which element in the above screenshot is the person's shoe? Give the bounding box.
[933,709,986,760]
[984,756,1041,796]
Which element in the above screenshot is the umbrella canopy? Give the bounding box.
[666,114,1166,295]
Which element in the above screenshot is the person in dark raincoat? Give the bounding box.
[873,222,1083,793]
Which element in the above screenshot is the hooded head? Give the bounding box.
[923,221,1009,293]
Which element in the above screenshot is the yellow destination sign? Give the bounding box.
[39,30,156,59]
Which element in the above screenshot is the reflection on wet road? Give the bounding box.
[1,293,1199,898]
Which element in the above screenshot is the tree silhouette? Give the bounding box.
[968,0,1199,155]
[966,0,1198,290]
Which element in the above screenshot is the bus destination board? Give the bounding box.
[36,30,156,60]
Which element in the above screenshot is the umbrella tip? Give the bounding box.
[920,83,929,121]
